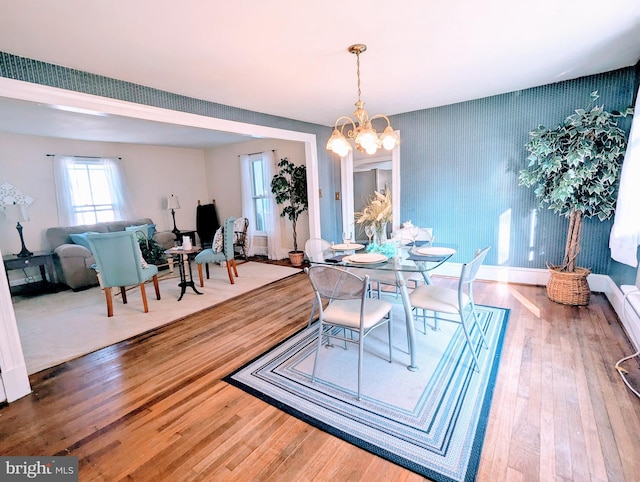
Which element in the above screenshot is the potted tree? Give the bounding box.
[519,91,633,305]
[270,157,308,266]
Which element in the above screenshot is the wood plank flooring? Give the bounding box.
[2,271,640,481]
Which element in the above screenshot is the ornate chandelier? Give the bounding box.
[326,44,400,157]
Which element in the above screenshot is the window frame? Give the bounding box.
[248,153,269,236]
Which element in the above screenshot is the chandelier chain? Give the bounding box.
[356,50,361,102]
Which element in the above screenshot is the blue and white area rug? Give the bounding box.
[224,303,509,482]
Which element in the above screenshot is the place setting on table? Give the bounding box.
[319,228,457,271]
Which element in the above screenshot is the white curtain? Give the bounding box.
[609,85,640,267]
[239,150,282,260]
[53,155,136,226]
[103,157,136,221]
[239,154,256,257]
[263,150,283,260]
[52,155,76,226]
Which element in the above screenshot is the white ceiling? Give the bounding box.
[1,0,639,147]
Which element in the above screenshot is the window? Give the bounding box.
[240,150,281,259]
[249,154,269,234]
[68,159,116,224]
[53,156,135,226]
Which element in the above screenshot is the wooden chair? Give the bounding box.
[233,217,249,259]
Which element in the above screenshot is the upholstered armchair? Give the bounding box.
[195,216,239,285]
[86,231,161,317]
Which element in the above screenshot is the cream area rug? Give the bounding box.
[12,261,302,375]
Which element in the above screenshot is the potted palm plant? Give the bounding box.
[519,91,633,305]
[270,157,308,266]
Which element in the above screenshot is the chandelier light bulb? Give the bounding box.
[326,44,399,157]
[381,126,399,150]
[365,144,378,155]
[336,144,351,157]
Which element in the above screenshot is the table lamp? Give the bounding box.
[167,194,181,236]
[4,203,33,257]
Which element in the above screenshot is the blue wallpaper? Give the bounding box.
[391,69,637,274]
[1,52,637,277]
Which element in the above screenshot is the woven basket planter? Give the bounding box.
[546,266,591,306]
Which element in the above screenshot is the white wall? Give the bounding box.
[0,132,210,248]
[0,132,209,283]
[204,138,309,256]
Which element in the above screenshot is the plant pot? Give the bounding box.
[546,266,591,306]
[288,251,305,267]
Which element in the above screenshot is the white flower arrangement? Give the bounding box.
[355,190,392,227]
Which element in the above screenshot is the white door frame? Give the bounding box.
[0,77,322,401]
[340,138,401,236]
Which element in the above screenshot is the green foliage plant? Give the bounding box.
[135,232,166,265]
[270,157,308,253]
[519,91,633,272]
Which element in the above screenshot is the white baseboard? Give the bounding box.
[605,280,640,351]
[0,364,31,402]
[432,263,638,351]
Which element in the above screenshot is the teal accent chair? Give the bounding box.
[86,231,161,317]
[195,216,239,285]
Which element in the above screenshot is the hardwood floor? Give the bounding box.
[2,271,640,481]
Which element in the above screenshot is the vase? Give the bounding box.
[373,222,388,245]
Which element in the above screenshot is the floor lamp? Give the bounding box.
[4,203,33,257]
[167,194,181,237]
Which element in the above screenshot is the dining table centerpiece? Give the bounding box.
[356,189,394,253]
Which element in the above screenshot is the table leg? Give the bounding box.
[176,253,202,301]
[176,254,187,301]
[395,271,418,371]
[185,255,202,295]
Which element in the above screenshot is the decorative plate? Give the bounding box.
[344,253,388,264]
[331,243,365,251]
[414,246,456,256]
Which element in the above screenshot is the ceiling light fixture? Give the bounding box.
[326,44,400,157]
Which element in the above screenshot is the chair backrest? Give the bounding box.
[87,231,148,288]
[460,246,490,286]
[304,238,331,262]
[305,265,368,301]
[233,217,249,243]
[222,216,236,260]
[392,227,434,245]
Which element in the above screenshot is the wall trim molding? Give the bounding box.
[431,262,638,350]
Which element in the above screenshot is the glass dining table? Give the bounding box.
[307,243,456,371]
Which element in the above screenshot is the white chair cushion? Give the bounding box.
[323,298,392,329]
[409,284,470,314]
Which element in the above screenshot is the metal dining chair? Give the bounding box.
[305,265,393,401]
[409,246,491,372]
[304,238,332,327]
